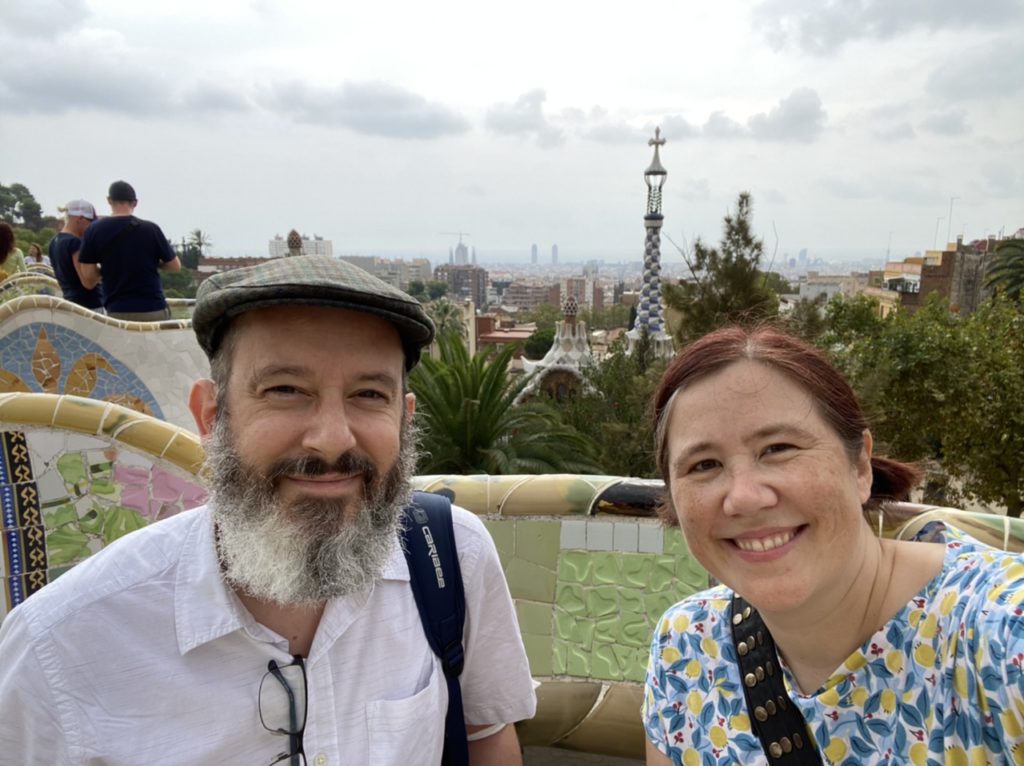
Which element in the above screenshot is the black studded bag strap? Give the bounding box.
[731,594,824,765]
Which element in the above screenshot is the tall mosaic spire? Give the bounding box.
[627,127,675,358]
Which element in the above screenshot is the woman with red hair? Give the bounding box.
[643,325,1024,765]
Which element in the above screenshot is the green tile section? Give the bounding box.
[515,520,560,569]
[481,517,708,685]
[483,520,514,563]
[516,600,552,637]
[551,548,708,683]
[662,527,688,555]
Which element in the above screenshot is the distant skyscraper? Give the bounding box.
[531,244,538,264]
[454,240,469,265]
[471,246,477,265]
[551,244,558,265]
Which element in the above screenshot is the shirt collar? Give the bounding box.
[173,506,266,655]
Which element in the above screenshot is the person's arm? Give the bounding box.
[646,739,673,765]
[74,251,102,289]
[456,510,537,744]
[159,254,182,272]
[467,723,522,765]
[0,610,70,762]
[155,226,181,272]
[8,249,27,273]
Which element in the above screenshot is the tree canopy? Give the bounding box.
[559,333,667,478]
[0,182,45,230]
[827,293,1024,516]
[662,191,778,344]
[523,327,555,360]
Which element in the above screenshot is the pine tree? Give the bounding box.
[663,192,778,345]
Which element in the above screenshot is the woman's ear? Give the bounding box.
[857,429,874,504]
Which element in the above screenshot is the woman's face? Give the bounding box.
[664,359,873,617]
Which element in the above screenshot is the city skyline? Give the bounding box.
[3,0,1021,264]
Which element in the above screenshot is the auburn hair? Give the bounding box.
[652,325,921,521]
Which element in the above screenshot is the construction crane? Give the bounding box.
[440,231,471,244]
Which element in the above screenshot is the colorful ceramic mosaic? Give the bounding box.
[1,323,164,418]
[0,393,206,617]
[0,295,207,429]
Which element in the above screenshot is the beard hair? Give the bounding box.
[204,414,418,606]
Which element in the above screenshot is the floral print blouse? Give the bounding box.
[643,525,1024,765]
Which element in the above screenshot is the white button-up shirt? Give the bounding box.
[0,504,536,765]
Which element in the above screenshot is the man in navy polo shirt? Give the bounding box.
[50,199,104,310]
[79,180,181,321]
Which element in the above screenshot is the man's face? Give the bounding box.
[190,305,418,604]
[72,215,92,236]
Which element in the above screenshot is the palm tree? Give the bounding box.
[188,229,213,257]
[425,297,466,339]
[410,334,602,475]
[985,239,1024,301]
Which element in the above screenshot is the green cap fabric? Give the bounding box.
[192,255,435,369]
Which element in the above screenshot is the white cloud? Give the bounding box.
[3,0,91,39]
[753,0,1022,54]
[660,115,699,141]
[927,42,1024,100]
[703,111,747,139]
[694,90,827,142]
[747,88,826,142]
[260,80,470,139]
[485,89,564,147]
[873,123,916,142]
[920,110,970,136]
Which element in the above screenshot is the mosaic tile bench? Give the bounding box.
[2,392,1021,759]
[0,294,206,430]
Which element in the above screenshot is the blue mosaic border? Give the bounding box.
[0,432,46,610]
[0,323,163,418]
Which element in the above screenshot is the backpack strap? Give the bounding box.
[96,216,140,260]
[731,594,823,765]
[401,491,468,766]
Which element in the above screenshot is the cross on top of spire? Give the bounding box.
[648,127,665,148]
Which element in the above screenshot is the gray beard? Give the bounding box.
[204,415,417,605]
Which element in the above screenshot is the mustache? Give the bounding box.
[264,450,379,484]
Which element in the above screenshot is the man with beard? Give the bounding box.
[0,256,536,765]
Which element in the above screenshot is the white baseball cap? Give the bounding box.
[65,200,97,220]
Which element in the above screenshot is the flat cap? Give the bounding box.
[193,255,435,369]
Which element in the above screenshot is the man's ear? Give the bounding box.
[189,379,219,437]
[404,392,416,423]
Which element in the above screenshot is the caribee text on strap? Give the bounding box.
[730,593,823,765]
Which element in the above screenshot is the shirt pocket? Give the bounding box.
[366,662,447,764]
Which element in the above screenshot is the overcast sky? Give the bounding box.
[2,0,1022,264]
